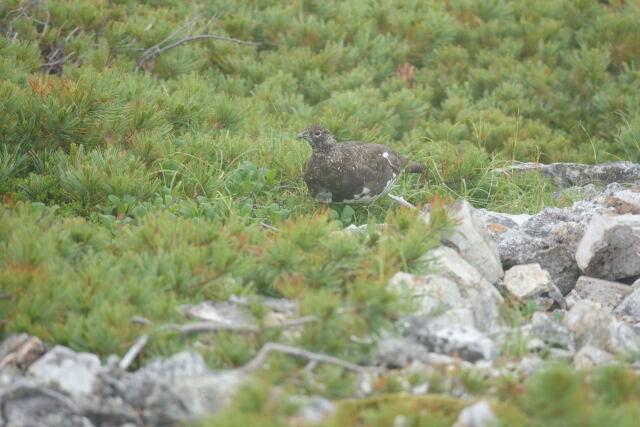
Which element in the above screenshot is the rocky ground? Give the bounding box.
[2,162,640,426]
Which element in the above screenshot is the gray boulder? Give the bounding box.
[27,346,102,398]
[478,208,585,295]
[614,287,640,321]
[564,300,613,350]
[0,383,94,427]
[110,350,245,425]
[390,247,503,333]
[425,200,504,284]
[423,246,503,331]
[593,183,640,214]
[526,312,575,352]
[406,317,499,362]
[576,215,640,281]
[494,161,640,188]
[573,345,617,370]
[141,371,244,426]
[563,299,640,356]
[376,336,476,368]
[503,264,565,308]
[0,334,46,373]
[574,276,632,309]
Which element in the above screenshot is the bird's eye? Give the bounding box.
[314,131,321,137]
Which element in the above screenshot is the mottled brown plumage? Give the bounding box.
[297,125,425,204]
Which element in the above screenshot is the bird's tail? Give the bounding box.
[404,160,426,174]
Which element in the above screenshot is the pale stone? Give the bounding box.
[576,215,640,280]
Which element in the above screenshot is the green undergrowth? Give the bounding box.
[207,363,640,426]
[2,0,640,424]
[0,200,448,364]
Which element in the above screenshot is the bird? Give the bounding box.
[296,125,426,204]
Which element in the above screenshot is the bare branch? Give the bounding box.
[273,315,318,329]
[168,315,317,334]
[387,193,417,210]
[37,0,49,42]
[260,222,280,232]
[119,334,148,370]
[169,321,259,334]
[131,316,151,325]
[187,271,222,288]
[243,342,366,373]
[42,52,75,68]
[135,16,260,70]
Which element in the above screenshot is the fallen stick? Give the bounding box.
[387,194,417,210]
[168,315,318,334]
[243,342,366,373]
[169,321,258,334]
[119,334,148,370]
[260,222,280,232]
[136,32,259,69]
[131,316,151,325]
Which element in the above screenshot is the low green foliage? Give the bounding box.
[207,363,640,426]
[0,201,447,363]
[2,0,640,424]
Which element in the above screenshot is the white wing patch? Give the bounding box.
[340,186,377,204]
[382,151,395,168]
[337,178,398,204]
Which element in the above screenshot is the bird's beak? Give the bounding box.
[296,132,306,140]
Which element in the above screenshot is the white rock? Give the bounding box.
[137,350,211,379]
[428,200,504,284]
[565,289,582,309]
[27,346,102,398]
[575,215,640,280]
[503,264,554,299]
[412,382,429,394]
[434,307,476,328]
[390,247,503,333]
[452,400,498,427]
[389,272,464,316]
[573,345,616,370]
[425,246,504,332]
[563,300,613,350]
[292,395,336,425]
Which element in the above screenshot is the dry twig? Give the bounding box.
[243,342,366,373]
[260,222,281,232]
[135,15,259,70]
[131,316,151,325]
[168,315,318,334]
[119,334,148,370]
[387,193,417,209]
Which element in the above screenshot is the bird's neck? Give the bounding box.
[310,137,335,156]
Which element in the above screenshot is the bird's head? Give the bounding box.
[297,125,334,151]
